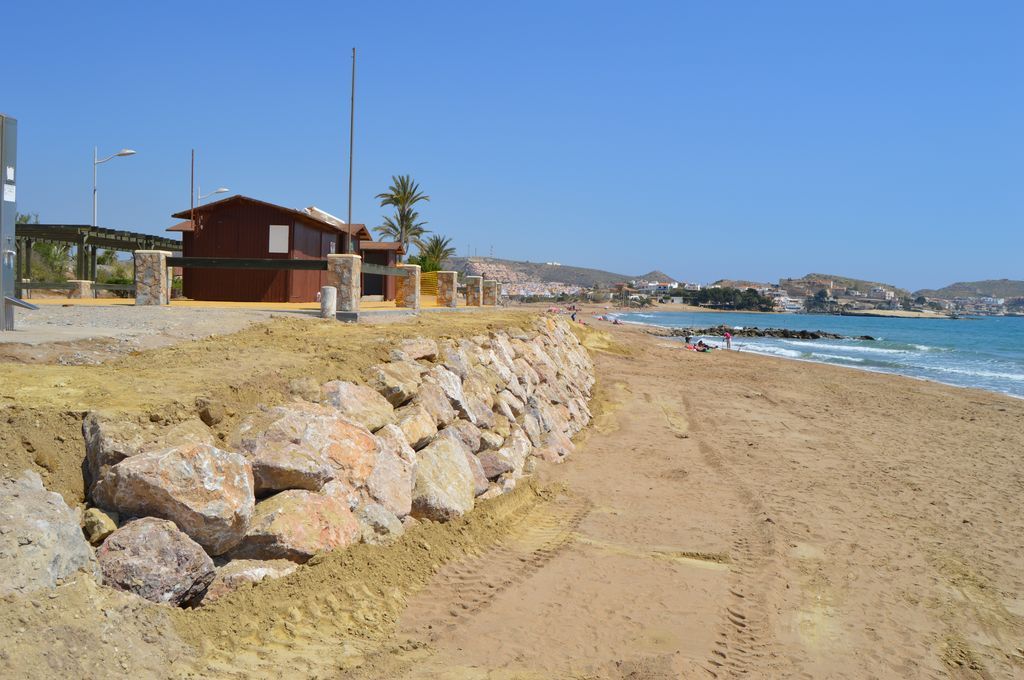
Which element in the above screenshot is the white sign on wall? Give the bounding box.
[268,225,289,253]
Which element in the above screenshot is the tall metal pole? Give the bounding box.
[92,146,98,227]
[190,149,195,230]
[347,47,356,252]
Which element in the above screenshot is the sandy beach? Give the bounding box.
[1,309,1022,678]
[341,317,1024,678]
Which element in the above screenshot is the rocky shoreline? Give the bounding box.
[1,315,594,610]
[648,324,875,341]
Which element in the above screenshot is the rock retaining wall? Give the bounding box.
[58,315,593,607]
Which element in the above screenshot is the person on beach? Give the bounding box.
[724,331,732,350]
[571,311,577,323]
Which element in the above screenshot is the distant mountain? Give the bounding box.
[442,257,673,288]
[712,279,773,290]
[780,273,910,298]
[636,270,678,283]
[914,279,1024,299]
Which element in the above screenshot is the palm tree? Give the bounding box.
[413,234,457,272]
[375,207,429,256]
[374,175,431,258]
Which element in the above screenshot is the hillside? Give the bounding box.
[635,270,679,283]
[712,279,773,290]
[443,257,674,288]
[914,279,1024,299]
[780,273,910,298]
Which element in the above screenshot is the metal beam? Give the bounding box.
[161,257,410,277]
[166,257,329,270]
[361,262,409,277]
[14,224,180,253]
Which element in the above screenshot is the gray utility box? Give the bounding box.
[1,114,35,331]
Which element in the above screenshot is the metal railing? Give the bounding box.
[165,257,409,278]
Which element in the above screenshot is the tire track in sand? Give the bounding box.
[676,393,781,679]
[396,490,591,644]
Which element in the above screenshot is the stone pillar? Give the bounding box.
[67,280,93,299]
[327,254,361,312]
[134,251,171,306]
[166,267,175,304]
[320,286,337,319]
[436,271,457,308]
[20,279,31,300]
[483,280,499,305]
[396,264,421,310]
[466,276,483,306]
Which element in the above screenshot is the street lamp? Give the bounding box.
[198,187,229,204]
[93,147,136,226]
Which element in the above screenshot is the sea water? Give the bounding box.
[615,311,1024,399]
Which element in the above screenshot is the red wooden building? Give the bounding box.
[168,195,401,303]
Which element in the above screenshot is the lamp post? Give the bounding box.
[92,147,136,227]
[198,187,229,204]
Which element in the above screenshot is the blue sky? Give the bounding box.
[6,1,1022,290]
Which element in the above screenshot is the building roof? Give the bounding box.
[359,240,405,255]
[169,195,371,239]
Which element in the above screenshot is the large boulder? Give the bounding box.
[490,333,519,367]
[478,427,532,480]
[226,490,360,563]
[514,358,541,390]
[355,502,405,544]
[465,396,496,430]
[0,471,98,596]
[496,390,526,419]
[411,437,476,521]
[464,369,499,408]
[396,337,439,361]
[486,349,518,389]
[541,430,576,462]
[92,443,255,556]
[490,414,512,438]
[464,452,490,497]
[521,411,544,448]
[365,361,426,406]
[83,413,215,495]
[438,419,482,453]
[458,338,489,365]
[200,558,297,605]
[97,517,215,606]
[233,402,379,495]
[413,382,457,428]
[394,404,438,450]
[480,430,505,451]
[439,343,472,380]
[423,365,471,419]
[321,381,395,432]
[365,424,416,518]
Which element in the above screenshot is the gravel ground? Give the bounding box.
[1,305,312,364]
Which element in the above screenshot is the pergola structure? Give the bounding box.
[14,224,181,281]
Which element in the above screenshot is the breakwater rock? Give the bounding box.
[650,325,874,341]
[5,315,594,608]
